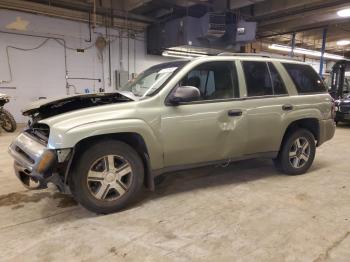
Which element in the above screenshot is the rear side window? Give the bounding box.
[242,61,273,96]
[282,63,326,93]
[268,62,287,95]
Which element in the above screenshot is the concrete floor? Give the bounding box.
[0,126,349,262]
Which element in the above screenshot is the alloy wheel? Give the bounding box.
[289,137,310,169]
[87,155,133,201]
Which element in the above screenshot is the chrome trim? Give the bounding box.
[8,132,46,171]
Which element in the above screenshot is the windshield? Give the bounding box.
[120,60,188,97]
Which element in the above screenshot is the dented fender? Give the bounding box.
[47,119,164,170]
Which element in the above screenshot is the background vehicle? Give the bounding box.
[8,55,335,214]
[327,60,350,124]
[0,93,17,132]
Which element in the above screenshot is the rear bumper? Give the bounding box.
[8,132,64,190]
[318,119,336,146]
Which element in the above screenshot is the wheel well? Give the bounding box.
[67,133,153,189]
[281,118,320,148]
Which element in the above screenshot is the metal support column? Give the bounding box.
[319,27,327,76]
[290,32,296,57]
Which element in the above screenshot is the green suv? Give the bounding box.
[9,55,335,213]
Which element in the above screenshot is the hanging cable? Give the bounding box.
[54,39,95,51]
[4,38,51,83]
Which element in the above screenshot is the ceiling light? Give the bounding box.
[337,8,350,17]
[337,40,350,46]
[268,44,345,60]
[162,50,208,59]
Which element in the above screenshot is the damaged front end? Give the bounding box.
[8,124,72,192]
[8,92,136,192]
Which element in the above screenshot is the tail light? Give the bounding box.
[331,100,336,120]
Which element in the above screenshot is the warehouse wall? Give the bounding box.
[0,10,171,123]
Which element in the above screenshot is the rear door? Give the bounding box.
[161,60,247,167]
[240,60,291,155]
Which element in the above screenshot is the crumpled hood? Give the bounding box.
[23,91,138,119]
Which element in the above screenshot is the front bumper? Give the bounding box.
[8,132,63,190]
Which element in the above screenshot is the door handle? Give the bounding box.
[282,104,293,111]
[228,109,242,117]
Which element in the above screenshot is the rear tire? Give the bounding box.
[274,129,316,175]
[70,140,144,214]
[1,109,16,132]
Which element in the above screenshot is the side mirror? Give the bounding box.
[168,86,200,105]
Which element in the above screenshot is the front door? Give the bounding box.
[161,61,247,167]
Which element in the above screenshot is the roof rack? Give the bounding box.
[217,52,299,61]
[217,52,269,57]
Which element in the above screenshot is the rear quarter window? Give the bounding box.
[282,63,327,94]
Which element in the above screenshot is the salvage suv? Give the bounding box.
[9,54,335,213]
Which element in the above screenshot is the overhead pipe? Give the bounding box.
[127,11,130,80]
[67,77,101,81]
[127,31,130,80]
[119,29,123,72]
[0,30,105,94]
[38,0,156,24]
[108,0,113,88]
[105,14,111,87]
[92,0,97,29]
[252,0,350,22]
[0,0,147,32]
[290,32,296,57]
[134,36,136,75]
[85,11,92,42]
[319,27,328,76]
[257,25,328,39]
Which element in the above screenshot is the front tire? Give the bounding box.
[274,129,316,175]
[70,140,144,214]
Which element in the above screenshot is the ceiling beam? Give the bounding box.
[28,0,156,23]
[254,0,350,39]
[0,0,149,32]
[249,0,349,22]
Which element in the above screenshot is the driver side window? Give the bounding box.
[177,61,239,101]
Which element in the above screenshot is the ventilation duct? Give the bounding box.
[229,0,265,9]
[147,12,256,55]
[201,13,226,38]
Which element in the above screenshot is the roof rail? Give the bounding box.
[217,52,299,61]
[217,52,270,57]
